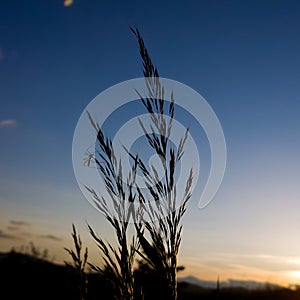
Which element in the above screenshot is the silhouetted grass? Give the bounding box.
[81,27,194,300]
[130,27,193,300]
[84,111,141,300]
[65,224,88,300]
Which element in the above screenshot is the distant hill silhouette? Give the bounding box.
[178,275,282,290]
[0,251,114,300]
[178,276,300,300]
[0,251,75,300]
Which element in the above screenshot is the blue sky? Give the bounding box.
[0,0,300,286]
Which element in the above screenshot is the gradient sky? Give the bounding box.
[0,0,300,287]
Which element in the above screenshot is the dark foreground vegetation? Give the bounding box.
[1,251,300,300]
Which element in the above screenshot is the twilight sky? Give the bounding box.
[0,0,300,287]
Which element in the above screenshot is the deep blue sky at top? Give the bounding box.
[0,0,299,208]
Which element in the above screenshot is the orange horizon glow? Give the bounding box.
[1,236,300,289]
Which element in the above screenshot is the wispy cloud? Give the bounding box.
[184,252,300,275]
[10,220,30,226]
[0,48,19,62]
[0,119,17,128]
[0,48,4,62]
[6,222,32,238]
[39,234,62,242]
[6,226,19,231]
[0,229,19,240]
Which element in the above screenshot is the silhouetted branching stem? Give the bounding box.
[85,112,142,300]
[130,27,193,300]
[65,224,88,300]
